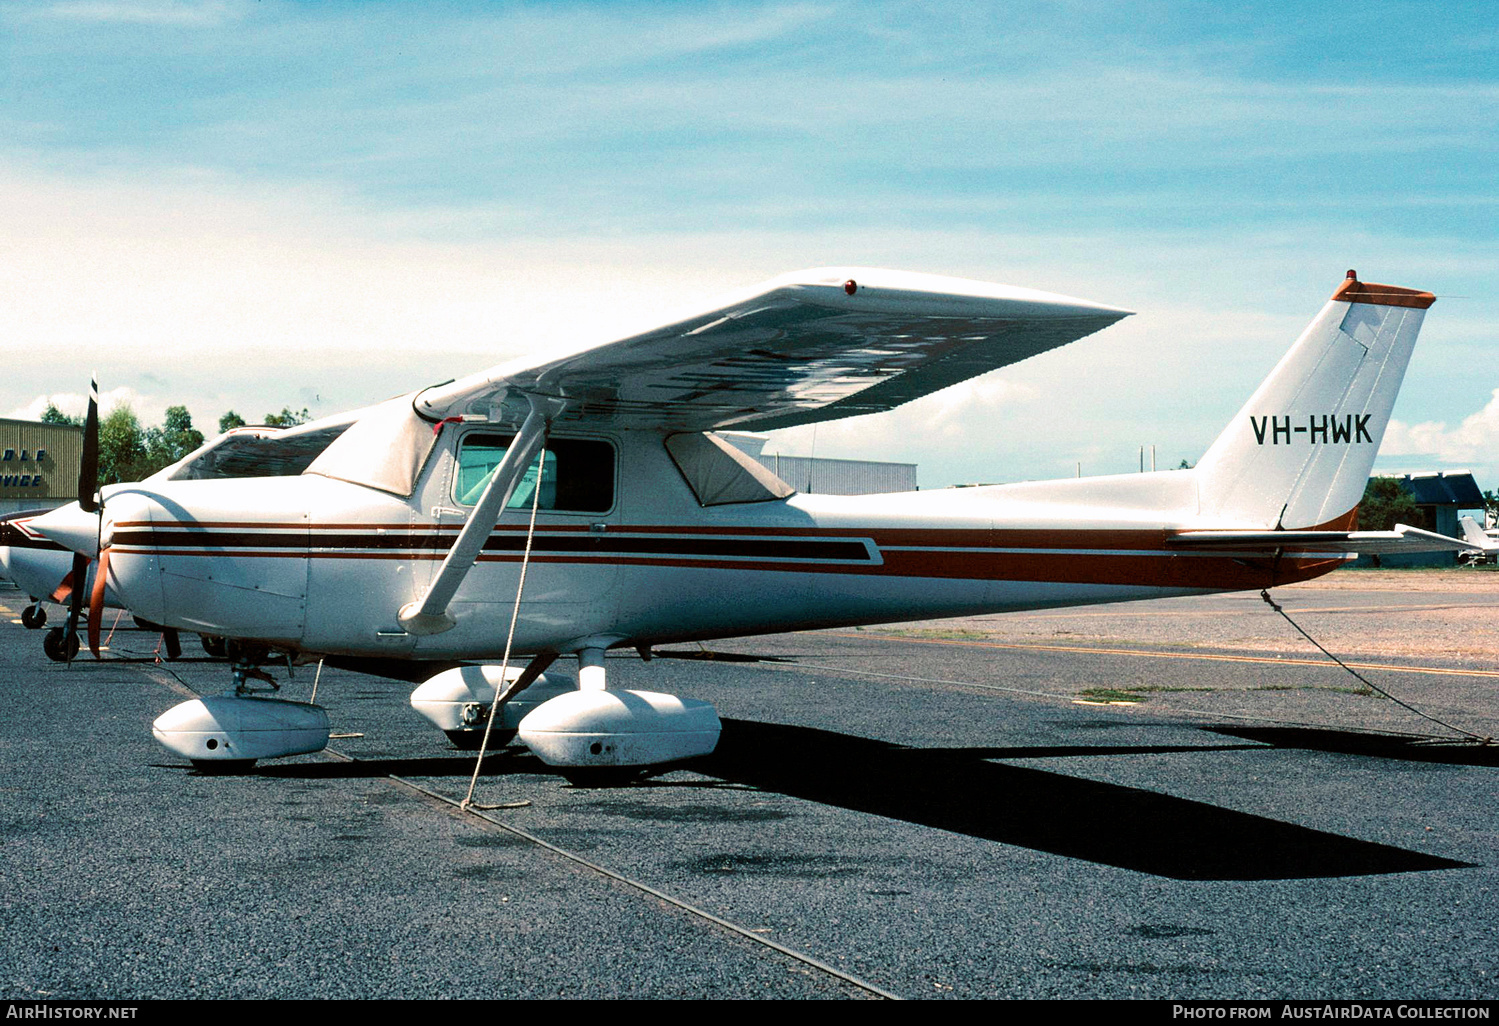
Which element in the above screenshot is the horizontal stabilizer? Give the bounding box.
[1167,523,1481,556]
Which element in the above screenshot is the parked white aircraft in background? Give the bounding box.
[31,268,1479,776]
[1459,515,1499,563]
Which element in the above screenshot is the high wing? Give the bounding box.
[412,268,1131,431]
[1167,524,1482,556]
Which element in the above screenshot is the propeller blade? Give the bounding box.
[78,374,100,514]
[49,568,77,604]
[64,372,104,663]
[62,551,89,660]
[87,548,110,659]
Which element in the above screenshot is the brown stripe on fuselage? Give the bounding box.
[108,545,1343,590]
[103,509,1358,591]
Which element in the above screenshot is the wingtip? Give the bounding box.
[777,267,1133,319]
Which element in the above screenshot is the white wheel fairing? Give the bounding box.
[152,694,330,763]
[518,690,721,768]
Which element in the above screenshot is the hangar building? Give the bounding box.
[1357,471,1489,568]
[720,432,918,495]
[0,418,82,516]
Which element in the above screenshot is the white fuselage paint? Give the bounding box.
[96,427,1343,660]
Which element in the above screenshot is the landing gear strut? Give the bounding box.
[230,648,281,696]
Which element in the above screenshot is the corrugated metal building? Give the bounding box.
[756,453,918,495]
[1399,472,1488,537]
[0,418,82,515]
[717,432,918,496]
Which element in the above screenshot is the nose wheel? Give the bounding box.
[43,627,80,663]
[21,604,47,629]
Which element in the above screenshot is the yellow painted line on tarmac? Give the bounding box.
[827,632,1499,679]
[1011,602,1485,618]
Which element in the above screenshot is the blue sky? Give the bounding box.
[2,0,1495,489]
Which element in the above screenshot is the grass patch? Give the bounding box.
[867,628,993,641]
[1077,685,1217,702]
[1249,684,1375,696]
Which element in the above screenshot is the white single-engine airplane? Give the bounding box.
[31,268,1478,774]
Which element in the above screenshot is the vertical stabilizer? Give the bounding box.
[1193,274,1434,529]
[1460,516,1499,552]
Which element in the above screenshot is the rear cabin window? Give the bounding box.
[454,433,615,513]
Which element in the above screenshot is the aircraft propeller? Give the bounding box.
[54,375,101,662]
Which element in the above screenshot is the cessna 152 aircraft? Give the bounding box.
[30,267,1476,774]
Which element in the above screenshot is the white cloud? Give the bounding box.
[41,0,244,25]
[8,386,160,425]
[0,166,732,361]
[1384,388,1499,479]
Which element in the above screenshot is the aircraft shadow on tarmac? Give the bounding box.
[233,718,1475,882]
[246,749,536,780]
[689,719,1474,882]
[1206,726,1499,766]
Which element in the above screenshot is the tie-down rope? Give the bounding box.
[461,447,548,809]
[1260,589,1493,744]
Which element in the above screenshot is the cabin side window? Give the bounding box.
[454,433,615,513]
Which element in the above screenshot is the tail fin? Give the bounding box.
[1194,273,1434,529]
[1459,516,1499,551]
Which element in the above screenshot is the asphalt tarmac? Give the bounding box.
[1,574,1496,1001]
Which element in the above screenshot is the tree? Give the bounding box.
[263,406,311,427]
[1356,477,1425,532]
[219,410,246,432]
[142,405,205,469]
[98,405,147,485]
[40,403,82,427]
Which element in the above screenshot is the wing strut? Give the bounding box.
[398,402,550,636]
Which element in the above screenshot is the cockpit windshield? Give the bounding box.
[164,423,352,481]
[303,395,439,498]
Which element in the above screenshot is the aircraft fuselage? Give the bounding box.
[95,427,1343,660]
